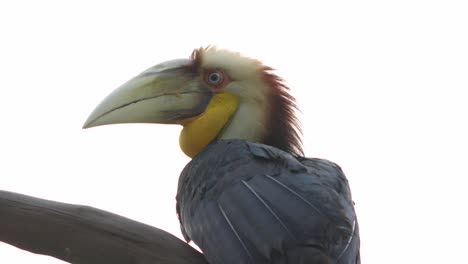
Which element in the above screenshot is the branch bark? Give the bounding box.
[0,190,207,264]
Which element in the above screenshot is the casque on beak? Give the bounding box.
[83,59,213,129]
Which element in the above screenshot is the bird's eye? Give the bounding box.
[207,71,223,84]
[203,70,230,90]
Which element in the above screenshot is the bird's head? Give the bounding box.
[84,47,302,157]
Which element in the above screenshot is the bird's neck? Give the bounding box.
[179,93,240,158]
[216,96,269,145]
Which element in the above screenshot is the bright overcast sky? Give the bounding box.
[1,1,467,263]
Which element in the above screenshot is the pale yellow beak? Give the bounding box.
[83,59,213,129]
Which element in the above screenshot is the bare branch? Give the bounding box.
[0,190,208,264]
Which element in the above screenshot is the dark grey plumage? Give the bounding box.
[176,139,360,264]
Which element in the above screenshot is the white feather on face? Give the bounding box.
[198,47,271,143]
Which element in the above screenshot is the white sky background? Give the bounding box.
[0,1,467,263]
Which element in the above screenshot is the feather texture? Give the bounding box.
[177,139,360,264]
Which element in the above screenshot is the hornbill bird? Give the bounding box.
[84,47,360,264]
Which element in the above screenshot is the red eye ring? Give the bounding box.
[203,69,229,90]
[207,71,223,85]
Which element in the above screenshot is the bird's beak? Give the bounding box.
[83,59,213,129]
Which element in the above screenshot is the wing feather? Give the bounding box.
[241,180,294,237]
[263,174,326,217]
[217,202,253,262]
[177,139,360,264]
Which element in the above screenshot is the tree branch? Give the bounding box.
[0,190,207,264]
